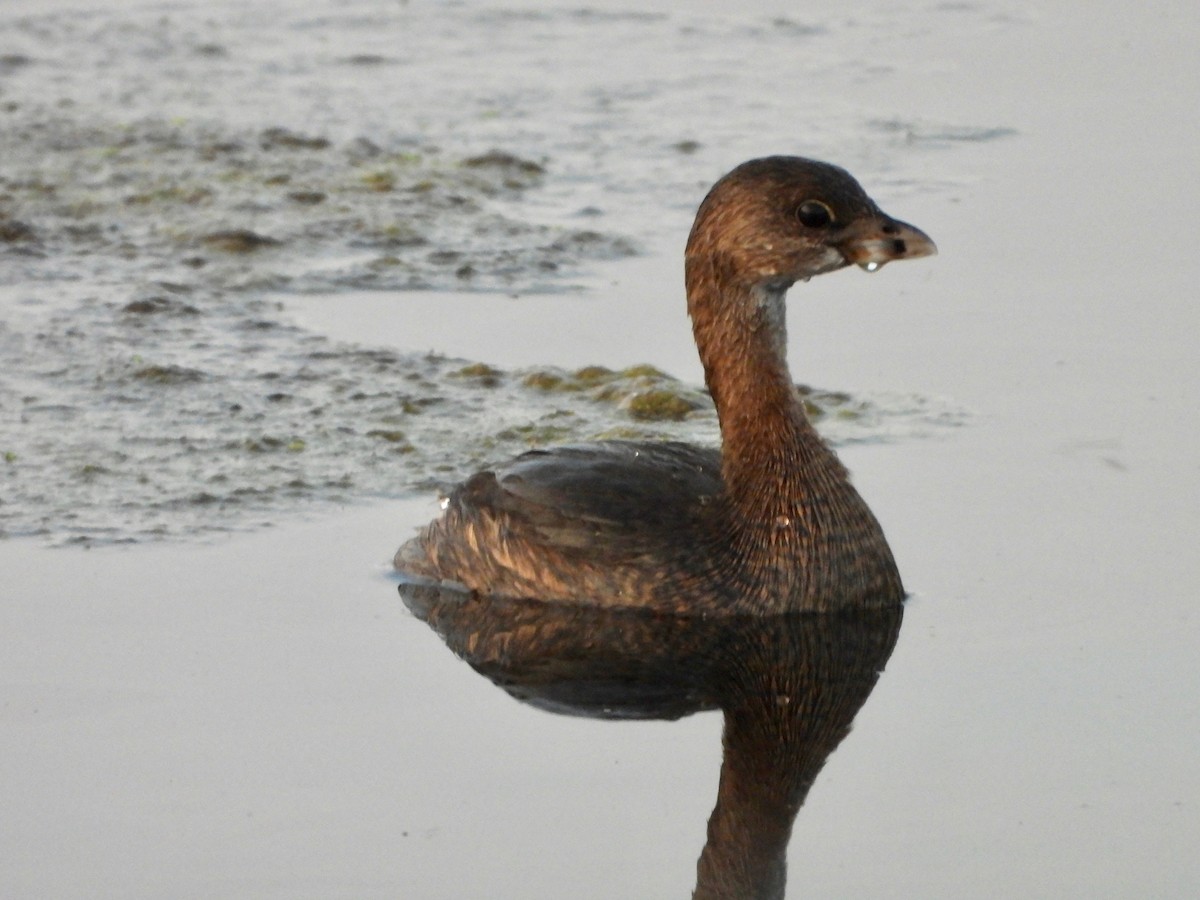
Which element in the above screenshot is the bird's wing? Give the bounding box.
[456,440,723,550]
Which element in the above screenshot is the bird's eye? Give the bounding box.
[796,200,834,228]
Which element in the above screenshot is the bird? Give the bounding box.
[395,156,935,899]
[394,156,935,618]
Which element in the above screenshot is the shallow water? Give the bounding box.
[0,0,977,544]
[3,0,1199,898]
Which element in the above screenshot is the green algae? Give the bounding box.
[573,365,617,384]
[130,364,206,385]
[625,389,703,422]
[462,151,546,176]
[366,429,408,443]
[361,170,397,192]
[200,230,281,253]
[618,364,671,379]
[522,370,565,391]
[494,423,577,445]
[450,362,503,387]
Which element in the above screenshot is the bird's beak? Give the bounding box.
[838,215,937,272]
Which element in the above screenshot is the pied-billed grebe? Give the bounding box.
[394,156,935,615]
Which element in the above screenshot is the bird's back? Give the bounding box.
[394,440,725,608]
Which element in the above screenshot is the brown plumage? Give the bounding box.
[394,156,936,615]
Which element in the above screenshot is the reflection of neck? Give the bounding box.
[691,607,905,899]
[692,704,821,900]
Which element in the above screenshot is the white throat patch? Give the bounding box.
[752,283,789,361]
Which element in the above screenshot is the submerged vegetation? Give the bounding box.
[0,2,966,545]
[0,107,958,545]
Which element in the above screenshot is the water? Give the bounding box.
[3,1,1198,898]
[0,0,978,544]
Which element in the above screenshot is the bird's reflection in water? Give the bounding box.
[401,578,902,900]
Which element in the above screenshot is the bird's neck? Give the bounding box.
[685,253,904,612]
[686,260,836,520]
